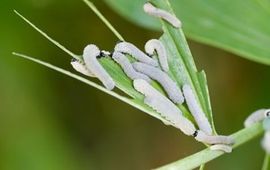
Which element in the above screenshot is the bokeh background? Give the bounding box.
[1,0,270,170]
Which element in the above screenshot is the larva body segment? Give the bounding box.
[71,58,95,77]
[183,84,213,135]
[83,44,115,90]
[194,130,234,145]
[114,42,158,66]
[133,79,196,135]
[262,131,270,154]
[145,39,169,72]
[112,52,151,82]
[143,2,181,28]
[133,62,184,104]
[210,144,233,153]
[244,109,270,127]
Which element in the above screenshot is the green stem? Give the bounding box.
[262,153,270,170]
[199,164,205,170]
[155,123,264,170]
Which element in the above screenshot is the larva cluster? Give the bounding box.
[143,2,181,28]
[69,3,234,152]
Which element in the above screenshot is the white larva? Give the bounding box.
[70,58,95,77]
[244,109,270,127]
[83,44,115,90]
[261,131,270,154]
[114,41,158,66]
[112,52,151,82]
[183,84,213,135]
[145,39,169,72]
[210,144,233,153]
[194,130,234,145]
[133,62,184,104]
[133,79,233,145]
[143,2,181,28]
[133,79,195,134]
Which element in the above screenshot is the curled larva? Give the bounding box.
[145,39,169,72]
[244,109,270,127]
[261,131,270,154]
[210,144,233,153]
[70,58,95,77]
[83,44,115,90]
[112,52,151,82]
[183,84,212,135]
[114,41,158,66]
[133,62,184,104]
[194,130,234,145]
[143,2,181,28]
[133,79,195,135]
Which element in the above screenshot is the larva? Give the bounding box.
[262,131,270,154]
[210,144,233,153]
[183,84,213,135]
[70,58,95,77]
[194,130,234,145]
[133,79,233,145]
[133,62,184,104]
[83,44,115,90]
[112,52,151,82]
[114,41,158,66]
[143,2,181,28]
[133,79,195,135]
[244,109,270,127]
[145,39,169,72]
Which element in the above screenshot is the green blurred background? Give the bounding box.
[0,0,270,170]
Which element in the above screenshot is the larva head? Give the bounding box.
[133,79,149,95]
[143,2,156,13]
[70,58,95,77]
[265,109,270,118]
[144,39,159,55]
[83,44,100,59]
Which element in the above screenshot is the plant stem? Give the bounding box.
[262,153,270,170]
[155,123,264,170]
[199,164,205,170]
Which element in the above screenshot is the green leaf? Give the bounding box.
[104,0,270,65]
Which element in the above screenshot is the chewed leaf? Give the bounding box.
[13,52,172,125]
[153,0,215,131]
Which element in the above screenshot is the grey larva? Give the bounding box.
[70,58,95,77]
[134,79,196,135]
[145,39,169,72]
[112,52,151,82]
[134,79,233,145]
[83,44,115,90]
[114,41,158,66]
[262,131,270,154]
[210,144,233,153]
[244,109,270,127]
[194,130,234,145]
[183,84,213,135]
[133,62,184,104]
[143,2,181,28]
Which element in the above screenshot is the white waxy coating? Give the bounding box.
[112,52,151,82]
[143,2,181,28]
[133,62,184,104]
[195,130,234,145]
[133,79,195,134]
[262,131,270,154]
[145,39,169,72]
[114,42,158,66]
[210,144,233,153]
[244,109,270,127]
[71,59,95,77]
[83,44,115,90]
[183,84,213,135]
